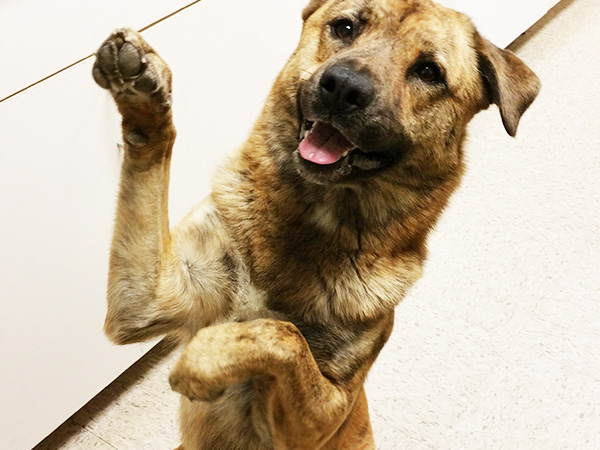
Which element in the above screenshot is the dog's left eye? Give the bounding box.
[331,19,355,41]
[415,62,444,84]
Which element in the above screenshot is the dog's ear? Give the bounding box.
[477,36,541,137]
[302,0,328,21]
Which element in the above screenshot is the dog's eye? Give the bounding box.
[331,19,355,41]
[415,62,444,84]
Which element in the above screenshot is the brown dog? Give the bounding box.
[92,0,540,448]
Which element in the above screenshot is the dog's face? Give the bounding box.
[269,0,540,185]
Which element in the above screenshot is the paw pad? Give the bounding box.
[92,29,171,101]
[117,42,144,78]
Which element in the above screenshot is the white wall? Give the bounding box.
[438,0,560,47]
[0,0,194,101]
[0,1,559,449]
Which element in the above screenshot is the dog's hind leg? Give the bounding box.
[93,30,234,344]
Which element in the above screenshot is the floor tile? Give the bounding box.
[366,299,508,448]
[72,341,182,450]
[440,346,600,450]
[516,294,600,381]
[32,419,116,450]
[372,424,433,450]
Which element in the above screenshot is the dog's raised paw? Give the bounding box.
[92,28,171,104]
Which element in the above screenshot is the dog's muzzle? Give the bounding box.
[296,63,396,183]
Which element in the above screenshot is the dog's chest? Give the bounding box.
[243,240,422,324]
[216,171,423,322]
[229,259,403,383]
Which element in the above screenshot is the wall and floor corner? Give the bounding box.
[2,0,598,449]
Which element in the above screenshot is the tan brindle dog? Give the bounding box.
[92,0,540,448]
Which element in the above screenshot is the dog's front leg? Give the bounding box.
[93,30,232,344]
[169,319,373,450]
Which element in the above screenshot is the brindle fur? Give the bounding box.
[92,0,539,448]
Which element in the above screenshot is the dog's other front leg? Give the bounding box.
[169,319,381,450]
[93,30,232,344]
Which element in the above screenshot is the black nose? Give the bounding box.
[319,64,375,115]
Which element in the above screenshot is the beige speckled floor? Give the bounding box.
[34,0,600,448]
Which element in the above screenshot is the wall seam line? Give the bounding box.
[0,0,204,105]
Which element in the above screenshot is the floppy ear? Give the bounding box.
[477,37,541,137]
[302,0,329,21]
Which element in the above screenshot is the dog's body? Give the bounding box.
[92,0,540,448]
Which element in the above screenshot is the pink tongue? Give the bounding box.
[299,122,354,165]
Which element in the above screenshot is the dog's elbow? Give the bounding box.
[104,281,160,345]
[103,303,163,345]
[104,326,130,346]
[104,313,142,345]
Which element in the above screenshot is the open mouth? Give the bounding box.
[297,121,394,179]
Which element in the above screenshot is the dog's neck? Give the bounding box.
[216,142,455,264]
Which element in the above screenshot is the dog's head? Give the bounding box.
[269,0,540,185]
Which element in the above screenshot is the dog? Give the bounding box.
[92,0,540,448]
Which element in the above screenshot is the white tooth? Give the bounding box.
[342,151,349,157]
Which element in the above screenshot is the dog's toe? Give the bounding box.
[117,41,144,78]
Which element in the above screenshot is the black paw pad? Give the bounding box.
[133,73,158,93]
[97,41,119,76]
[118,42,143,79]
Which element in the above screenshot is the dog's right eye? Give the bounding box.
[331,19,355,41]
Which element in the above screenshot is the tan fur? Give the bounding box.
[92,1,539,448]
